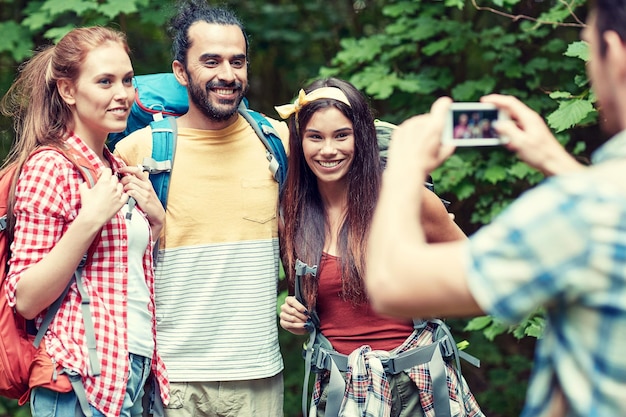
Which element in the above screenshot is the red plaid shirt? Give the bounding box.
[5,135,169,416]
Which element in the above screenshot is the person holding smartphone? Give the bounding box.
[366,1,626,415]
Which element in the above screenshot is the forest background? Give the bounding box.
[0,0,596,416]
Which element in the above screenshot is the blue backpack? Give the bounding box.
[108,73,288,208]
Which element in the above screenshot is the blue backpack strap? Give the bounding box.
[143,107,285,209]
[142,117,177,209]
[237,102,288,187]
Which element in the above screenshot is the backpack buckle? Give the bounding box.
[295,259,317,277]
[141,157,172,174]
[267,152,279,179]
[438,335,455,360]
[380,356,396,374]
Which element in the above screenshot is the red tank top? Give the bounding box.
[315,253,414,355]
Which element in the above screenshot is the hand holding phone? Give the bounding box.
[442,102,510,146]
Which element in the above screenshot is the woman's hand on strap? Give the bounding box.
[279,296,310,335]
[117,164,165,237]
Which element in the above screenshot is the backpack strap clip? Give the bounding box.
[237,102,288,186]
[295,259,317,277]
[294,259,320,330]
[267,153,280,181]
[61,368,93,417]
[141,157,172,175]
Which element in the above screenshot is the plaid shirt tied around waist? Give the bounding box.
[312,322,484,417]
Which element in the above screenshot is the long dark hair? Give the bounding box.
[279,78,381,309]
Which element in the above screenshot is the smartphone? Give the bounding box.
[442,102,509,146]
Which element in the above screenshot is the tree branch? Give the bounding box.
[471,0,585,28]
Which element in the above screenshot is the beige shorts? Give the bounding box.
[163,373,284,417]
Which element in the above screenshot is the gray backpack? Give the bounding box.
[293,259,480,417]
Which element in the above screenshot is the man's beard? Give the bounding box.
[186,73,248,121]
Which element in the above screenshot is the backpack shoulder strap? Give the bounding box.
[35,146,102,250]
[293,259,322,417]
[237,103,288,187]
[26,146,102,378]
[31,145,99,188]
[142,117,177,209]
[32,253,101,380]
[0,164,19,236]
[61,147,103,378]
[141,106,287,209]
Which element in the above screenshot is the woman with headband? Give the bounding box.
[276,77,484,417]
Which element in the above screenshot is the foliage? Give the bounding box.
[0,398,29,417]
[445,318,534,416]
[465,308,546,341]
[316,0,592,414]
[318,0,591,341]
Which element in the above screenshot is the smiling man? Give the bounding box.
[114,1,288,416]
[367,1,626,416]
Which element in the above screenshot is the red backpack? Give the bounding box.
[0,146,99,403]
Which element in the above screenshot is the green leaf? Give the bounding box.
[524,57,549,72]
[483,320,509,341]
[100,0,142,19]
[508,161,540,180]
[383,2,421,18]
[543,38,568,54]
[488,33,518,50]
[483,164,508,184]
[534,1,584,25]
[547,99,595,132]
[565,40,589,62]
[0,21,34,61]
[524,317,545,339]
[452,77,497,101]
[382,43,418,62]
[456,340,470,350]
[396,18,443,42]
[574,74,590,88]
[455,182,476,200]
[44,25,76,43]
[493,0,519,7]
[422,38,451,56]
[22,9,51,31]
[445,0,465,9]
[396,73,440,95]
[549,91,573,99]
[573,141,586,155]
[41,0,96,16]
[335,36,384,66]
[133,1,171,26]
[351,67,397,99]
[464,316,493,331]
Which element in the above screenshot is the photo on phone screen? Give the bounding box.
[443,103,508,146]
